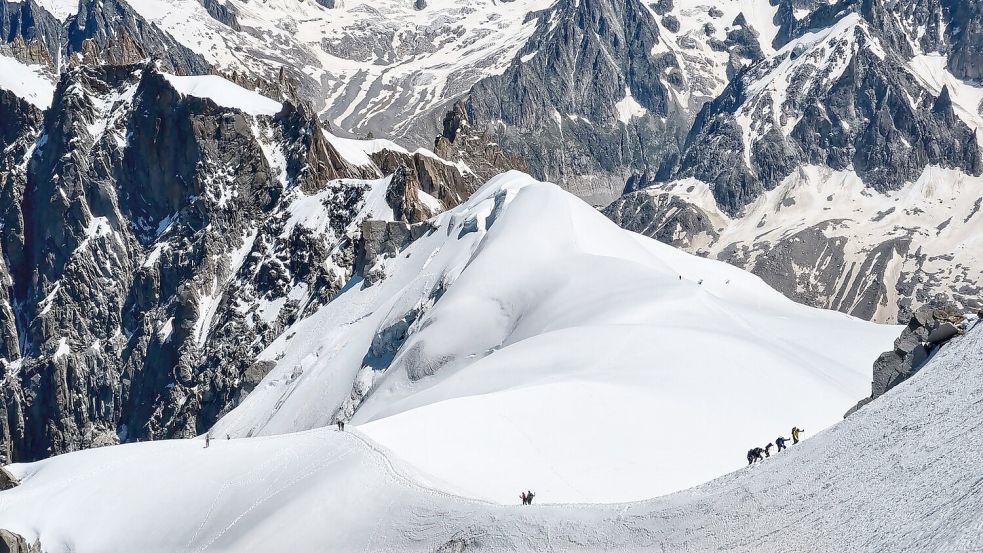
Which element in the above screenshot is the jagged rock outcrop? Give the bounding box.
[0,466,17,490]
[370,148,478,223]
[847,304,970,416]
[675,12,982,215]
[608,1,983,322]
[0,63,380,462]
[275,101,370,192]
[0,529,41,553]
[433,101,528,183]
[199,0,241,31]
[356,219,432,285]
[65,0,210,74]
[461,0,684,204]
[0,0,63,67]
[603,192,718,250]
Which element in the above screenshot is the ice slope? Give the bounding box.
[0,318,979,552]
[209,171,896,503]
[0,53,56,109]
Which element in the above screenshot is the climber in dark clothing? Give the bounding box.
[525,491,535,505]
[764,443,774,457]
[337,420,345,431]
[747,447,764,465]
[776,437,789,452]
[791,427,805,444]
[520,492,527,505]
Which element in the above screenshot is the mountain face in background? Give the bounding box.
[0,51,480,461]
[0,0,979,465]
[604,0,983,322]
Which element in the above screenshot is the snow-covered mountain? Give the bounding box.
[607,0,983,322]
[205,172,897,503]
[29,0,556,139]
[0,0,980,546]
[0,190,977,548]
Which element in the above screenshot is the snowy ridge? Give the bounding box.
[207,171,895,503]
[0,314,980,551]
[162,73,282,116]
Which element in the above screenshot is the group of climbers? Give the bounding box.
[747,427,804,464]
[519,490,536,505]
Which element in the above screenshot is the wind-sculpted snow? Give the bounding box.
[205,172,896,504]
[0,295,979,552]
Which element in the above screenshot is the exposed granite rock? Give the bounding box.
[433,100,528,183]
[385,166,436,224]
[356,219,432,285]
[678,53,981,214]
[198,0,241,31]
[0,529,41,553]
[66,0,210,74]
[673,2,982,215]
[846,304,969,416]
[0,63,372,462]
[0,0,63,68]
[603,191,718,250]
[371,148,479,221]
[462,0,685,204]
[0,466,17,490]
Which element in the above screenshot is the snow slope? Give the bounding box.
[0,53,56,109]
[162,73,282,116]
[0,315,978,552]
[206,171,896,503]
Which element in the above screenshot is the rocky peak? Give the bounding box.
[66,0,210,74]
[847,304,972,416]
[0,0,63,67]
[462,0,684,203]
[673,11,982,215]
[0,62,388,462]
[274,100,370,193]
[432,100,528,183]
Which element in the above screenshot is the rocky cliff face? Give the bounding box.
[847,305,973,416]
[1,0,210,76]
[0,48,484,461]
[0,0,63,67]
[606,0,983,322]
[0,529,41,553]
[460,0,682,204]
[65,0,210,74]
[674,8,981,215]
[0,61,444,462]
